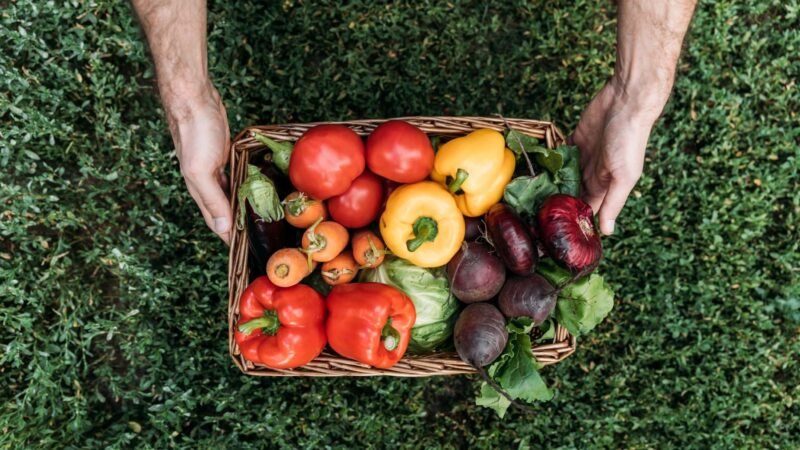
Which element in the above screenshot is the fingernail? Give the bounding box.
[214,217,231,234]
[603,219,615,235]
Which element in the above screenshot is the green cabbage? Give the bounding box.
[360,257,460,353]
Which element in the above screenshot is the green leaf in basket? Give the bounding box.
[503,143,583,217]
[503,173,559,218]
[536,319,556,342]
[554,144,581,197]
[534,152,563,175]
[506,129,564,174]
[537,258,615,336]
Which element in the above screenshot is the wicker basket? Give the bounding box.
[228,116,577,377]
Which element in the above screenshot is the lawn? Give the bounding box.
[1,0,798,448]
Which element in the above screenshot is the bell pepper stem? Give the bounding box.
[238,310,280,336]
[406,217,439,252]
[381,318,401,351]
[447,168,469,194]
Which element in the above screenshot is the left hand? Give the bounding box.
[571,77,664,235]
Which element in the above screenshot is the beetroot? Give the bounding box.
[447,242,506,303]
[537,194,602,273]
[464,217,484,241]
[454,303,508,368]
[498,274,557,324]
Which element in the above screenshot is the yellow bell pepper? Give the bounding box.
[431,129,516,217]
[379,181,465,268]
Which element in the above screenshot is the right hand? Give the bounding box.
[166,85,232,244]
[571,76,665,235]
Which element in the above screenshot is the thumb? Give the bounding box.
[187,173,233,244]
[597,176,636,235]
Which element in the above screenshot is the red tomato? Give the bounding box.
[289,125,365,200]
[328,170,385,228]
[366,120,434,183]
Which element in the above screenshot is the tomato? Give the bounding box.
[366,120,434,183]
[328,170,385,228]
[289,125,365,200]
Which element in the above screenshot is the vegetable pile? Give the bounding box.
[238,121,616,416]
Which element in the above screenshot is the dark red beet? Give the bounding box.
[537,194,602,273]
[447,242,506,303]
[454,303,533,412]
[485,203,537,275]
[454,303,508,368]
[498,274,557,324]
[464,217,484,241]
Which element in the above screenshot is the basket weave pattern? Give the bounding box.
[228,116,576,377]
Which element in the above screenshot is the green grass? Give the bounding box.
[1,0,798,448]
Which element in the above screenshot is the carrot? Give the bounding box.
[283,192,326,228]
[321,251,359,285]
[267,248,311,287]
[301,218,349,263]
[352,230,387,268]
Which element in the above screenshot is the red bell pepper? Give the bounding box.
[235,276,326,369]
[326,282,416,369]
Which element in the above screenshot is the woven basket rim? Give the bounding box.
[227,116,574,377]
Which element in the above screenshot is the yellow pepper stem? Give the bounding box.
[406,217,439,252]
[447,168,469,194]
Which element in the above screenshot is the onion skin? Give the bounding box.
[454,303,508,368]
[485,203,537,275]
[537,194,602,273]
[446,242,506,303]
[498,274,557,324]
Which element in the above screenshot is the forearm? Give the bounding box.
[613,0,697,119]
[132,0,212,123]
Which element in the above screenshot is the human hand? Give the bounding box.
[571,77,664,235]
[165,85,232,244]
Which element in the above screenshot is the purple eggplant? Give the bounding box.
[246,203,288,275]
[242,156,293,276]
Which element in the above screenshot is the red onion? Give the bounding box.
[537,194,602,273]
[485,204,537,275]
